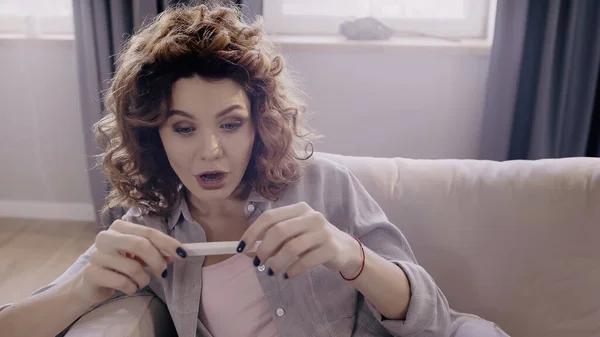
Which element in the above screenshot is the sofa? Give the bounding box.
[64,153,600,337]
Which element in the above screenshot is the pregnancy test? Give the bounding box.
[182,241,261,256]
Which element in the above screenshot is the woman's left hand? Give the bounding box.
[239,202,362,279]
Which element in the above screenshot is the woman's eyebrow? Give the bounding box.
[168,109,195,119]
[168,104,244,119]
[216,104,245,118]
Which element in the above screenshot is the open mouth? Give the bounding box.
[196,171,228,190]
[199,172,225,181]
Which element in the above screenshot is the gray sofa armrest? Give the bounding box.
[63,295,176,337]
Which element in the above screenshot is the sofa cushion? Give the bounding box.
[319,153,600,337]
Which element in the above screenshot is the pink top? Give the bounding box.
[199,254,280,337]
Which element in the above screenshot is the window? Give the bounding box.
[0,0,74,39]
[262,0,495,40]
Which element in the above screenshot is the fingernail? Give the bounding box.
[283,273,289,279]
[161,269,168,278]
[176,247,187,258]
[253,256,261,267]
[236,240,246,253]
[268,268,274,276]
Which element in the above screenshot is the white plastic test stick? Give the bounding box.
[182,241,261,256]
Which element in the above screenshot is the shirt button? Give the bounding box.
[257,264,266,272]
[247,204,255,212]
[276,308,285,317]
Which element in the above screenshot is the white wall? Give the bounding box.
[285,47,491,159]
[0,39,94,220]
[0,39,490,219]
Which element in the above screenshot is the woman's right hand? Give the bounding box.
[72,220,187,304]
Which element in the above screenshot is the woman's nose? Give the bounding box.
[199,132,223,161]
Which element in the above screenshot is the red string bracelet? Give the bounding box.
[340,235,365,281]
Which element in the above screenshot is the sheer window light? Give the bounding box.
[0,0,73,39]
[262,0,495,40]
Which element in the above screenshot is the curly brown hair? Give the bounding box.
[94,3,314,218]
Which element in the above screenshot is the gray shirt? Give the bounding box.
[6,156,462,336]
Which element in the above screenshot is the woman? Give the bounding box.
[0,4,508,337]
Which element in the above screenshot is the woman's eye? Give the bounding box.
[174,126,195,135]
[221,122,241,131]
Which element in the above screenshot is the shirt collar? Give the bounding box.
[167,187,270,230]
[167,192,191,231]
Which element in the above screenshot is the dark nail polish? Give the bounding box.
[283,273,289,279]
[176,247,187,258]
[237,240,246,253]
[162,269,168,278]
[253,256,261,267]
[268,268,274,276]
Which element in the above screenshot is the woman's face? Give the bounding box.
[159,76,255,202]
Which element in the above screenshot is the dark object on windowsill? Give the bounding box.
[338,17,394,41]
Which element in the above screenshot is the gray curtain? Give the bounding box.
[479,0,600,160]
[73,0,259,228]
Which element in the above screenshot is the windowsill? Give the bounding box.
[0,33,492,54]
[271,35,492,54]
[0,33,74,41]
